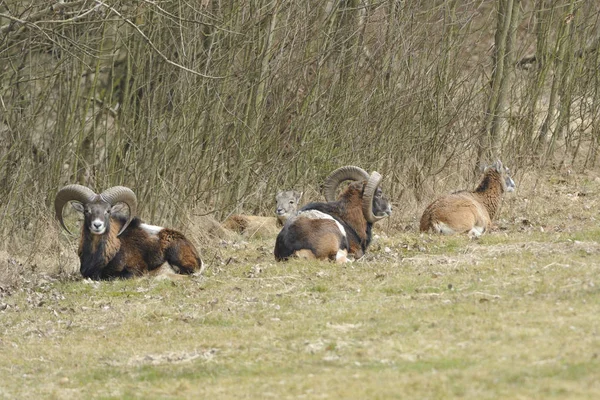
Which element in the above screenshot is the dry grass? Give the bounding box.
[1,169,600,399]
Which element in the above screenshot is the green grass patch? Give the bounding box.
[2,227,600,399]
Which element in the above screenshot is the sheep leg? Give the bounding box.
[294,249,317,260]
[335,249,348,263]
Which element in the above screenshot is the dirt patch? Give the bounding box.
[0,251,26,297]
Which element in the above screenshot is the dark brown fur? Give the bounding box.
[301,182,371,255]
[283,218,345,260]
[471,170,504,220]
[274,181,390,261]
[158,228,202,274]
[78,216,203,280]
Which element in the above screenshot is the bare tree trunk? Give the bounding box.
[383,0,402,90]
[536,0,575,160]
[520,0,552,162]
[339,0,361,86]
[253,0,279,132]
[552,2,577,158]
[477,0,520,166]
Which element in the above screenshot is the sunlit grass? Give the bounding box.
[3,172,600,398]
[2,222,600,399]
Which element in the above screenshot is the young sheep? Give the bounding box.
[419,161,515,237]
[222,190,303,237]
[55,185,204,280]
[275,190,303,226]
[274,166,392,262]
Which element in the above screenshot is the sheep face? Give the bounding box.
[71,201,124,235]
[55,185,137,237]
[481,161,515,194]
[371,186,393,218]
[342,181,392,220]
[275,190,303,223]
[503,168,516,193]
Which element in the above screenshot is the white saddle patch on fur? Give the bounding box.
[297,210,346,238]
[140,223,164,236]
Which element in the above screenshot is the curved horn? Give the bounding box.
[54,184,97,235]
[362,171,387,223]
[99,186,137,236]
[323,166,370,202]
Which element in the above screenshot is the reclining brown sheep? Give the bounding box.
[419,161,515,237]
[274,166,392,262]
[55,185,204,280]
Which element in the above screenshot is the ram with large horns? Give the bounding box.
[55,185,204,280]
[274,166,392,262]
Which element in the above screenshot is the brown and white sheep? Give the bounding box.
[55,185,204,280]
[419,161,515,237]
[274,166,392,262]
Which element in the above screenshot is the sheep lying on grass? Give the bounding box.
[419,161,515,237]
[274,166,392,263]
[223,190,303,237]
[55,185,204,280]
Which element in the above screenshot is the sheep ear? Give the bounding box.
[494,160,503,172]
[296,191,303,201]
[71,202,84,213]
[479,162,487,173]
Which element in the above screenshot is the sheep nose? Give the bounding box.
[93,221,103,229]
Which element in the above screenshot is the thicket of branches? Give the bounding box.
[1,0,600,246]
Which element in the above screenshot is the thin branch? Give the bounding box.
[574,37,600,57]
[517,39,599,69]
[95,1,225,80]
[0,0,90,35]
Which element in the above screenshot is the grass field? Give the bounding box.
[2,170,600,399]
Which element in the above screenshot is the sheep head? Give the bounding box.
[323,166,391,223]
[55,185,137,236]
[488,160,516,193]
[275,190,303,221]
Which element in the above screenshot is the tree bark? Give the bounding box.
[477,0,520,166]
